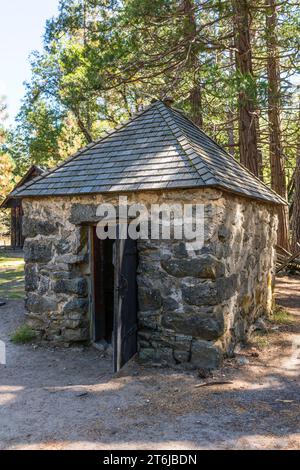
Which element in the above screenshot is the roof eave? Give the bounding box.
[12,182,285,206]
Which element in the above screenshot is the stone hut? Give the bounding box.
[11,101,284,371]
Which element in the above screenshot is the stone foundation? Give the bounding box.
[22,188,277,368]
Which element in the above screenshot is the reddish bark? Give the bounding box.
[232,0,259,176]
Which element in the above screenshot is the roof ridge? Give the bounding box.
[11,103,155,197]
[171,107,287,205]
[155,102,219,185]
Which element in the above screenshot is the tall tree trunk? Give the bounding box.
[256,115,264,181]
[190,85,203,128]
[232,0,259,176]
[250,16,264,181]
[182,0,203,127]
[227,49,236,158]
[291,108,300,253]
[227,107,235,157]
[266,0,289,250]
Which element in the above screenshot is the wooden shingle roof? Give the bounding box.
[11,101,284,205]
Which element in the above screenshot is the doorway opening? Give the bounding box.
[92,227,114,345]
[91,224,138,372]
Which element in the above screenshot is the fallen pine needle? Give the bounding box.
[275,399,294,403]
[195,381,233,388]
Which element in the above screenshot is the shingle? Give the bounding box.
[11,101,284,205]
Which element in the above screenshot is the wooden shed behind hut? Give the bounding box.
[0,165,44,248]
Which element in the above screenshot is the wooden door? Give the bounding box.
[113,237,138,372]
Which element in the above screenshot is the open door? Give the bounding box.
[113,237,138,372]
[91,227,114,344]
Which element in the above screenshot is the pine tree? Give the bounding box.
[291,105,300,253]
[265,0,289,249]
[0,97,15,240]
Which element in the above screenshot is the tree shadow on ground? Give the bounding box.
[0,275,299,450]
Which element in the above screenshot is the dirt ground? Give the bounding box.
[0,275,299,450]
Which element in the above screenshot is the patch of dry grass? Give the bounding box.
[251,331,270,349]
[271,306,293,324]
[0,253,24,299]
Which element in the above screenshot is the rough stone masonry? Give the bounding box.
[22,187,277,369]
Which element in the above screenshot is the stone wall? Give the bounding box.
[22,188,277,368]
[136,192,277,368]
[22,199,91,343]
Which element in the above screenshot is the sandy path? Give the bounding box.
[0,276,299,450]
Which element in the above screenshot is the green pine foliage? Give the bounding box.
[0,0,299,223]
